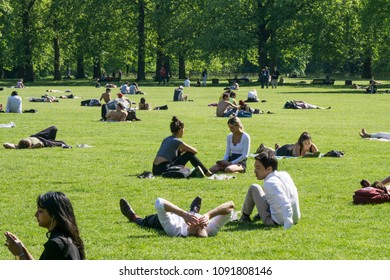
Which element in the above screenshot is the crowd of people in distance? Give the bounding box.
[2,71,389,261]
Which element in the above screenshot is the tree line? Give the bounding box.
[0,0,389,82]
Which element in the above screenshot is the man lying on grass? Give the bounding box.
[120,196,234,237]
[239,151,301,229]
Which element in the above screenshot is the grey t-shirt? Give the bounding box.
[156,136,183,162]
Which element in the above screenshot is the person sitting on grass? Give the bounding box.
[4,191,85,260]
[3,126,71,149]
[129,82,143,94]
[6,91,22,113]
[152,116,212,176]
[239,151,301,230]
[209,117,250,174]
[101,102,128,122]
[359,128,390,140]
[99,88,111,104]
[119,196,234,237]
[216,93,238,117]
[138,97,151,110]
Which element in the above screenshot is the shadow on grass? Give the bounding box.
[225,221,278,232]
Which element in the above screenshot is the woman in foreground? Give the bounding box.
[4,191,85,260]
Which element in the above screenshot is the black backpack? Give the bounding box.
[162,165,190,179]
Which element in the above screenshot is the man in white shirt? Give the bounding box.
[120,81,130,94]
[6,91,22,113]
[184,77,191,87]
[120,197,234,237]
[239,151,301,229]
[246,89,259,102]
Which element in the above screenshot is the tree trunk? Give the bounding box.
[155,34,164,81]
[361,54,372,79]
[53,37,61,80]
[136,0,146,81]
[256,1,271,75]
[93,57,101,79]
[178,54,186,79]
[76,54,85,79]
[21,0,36,82]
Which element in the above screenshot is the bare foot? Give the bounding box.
[359,128,370,138]
[360,179,371,188]
[3,143,16,149]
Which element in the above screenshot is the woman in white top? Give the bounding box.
[210,117,250,173]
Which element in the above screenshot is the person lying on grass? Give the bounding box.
[239,151,301,229]
[359,128,390,140]
[257,132,320,158]
[360,176,390,192]
[3,126,71,149]
[120,196,234,237]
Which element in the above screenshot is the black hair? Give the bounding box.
[37,192,85,259]
[170,116,184,133]
[297,132,312,155]
[255,151,278,171]
[11,91,18,96]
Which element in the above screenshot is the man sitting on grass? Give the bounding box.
[120,196,234,237]
[216,93,238,117]
[3,126,71,149]
[239,151,301,229]
[101,102,128,122]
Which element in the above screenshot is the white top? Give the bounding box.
[247,89,258,100]
[6,95,22,113]
[184,79,191,87]
[120,84,129,94]
[263,171,301,229]
[223,132,250,163]
[155,198,232,237]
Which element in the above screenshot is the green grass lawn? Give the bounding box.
[0,78,389,260]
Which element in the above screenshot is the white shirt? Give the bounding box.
[247,90,258,100]
[6,95,22,113]
[184,79,191,87]
[120,84,129,94]
[223,132,250,163]
[263,171,301,229]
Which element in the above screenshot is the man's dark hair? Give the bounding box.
[255,151,278,171]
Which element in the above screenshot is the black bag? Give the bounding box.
[324,150,345,157]
[162,165,191,179]
[283,101,298,109]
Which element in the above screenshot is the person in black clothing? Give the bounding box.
[4,191,85,260]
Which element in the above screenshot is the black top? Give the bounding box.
[39,229,82,260]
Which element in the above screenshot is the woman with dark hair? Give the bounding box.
[209,116,251,173]
[275,132,319,157]
[4,191,85,260]
[152,116,212,176]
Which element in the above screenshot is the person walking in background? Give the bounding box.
[202,69,208,86]
[271,67,280,89]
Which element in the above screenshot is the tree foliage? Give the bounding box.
[0,0,389,81]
